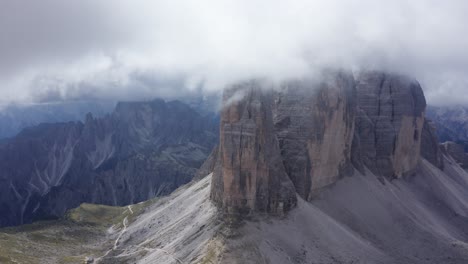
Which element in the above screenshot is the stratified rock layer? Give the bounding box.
[354,72,426,179]
[211,82,297,215]
[272,72,356,200]
[211,71,429,215]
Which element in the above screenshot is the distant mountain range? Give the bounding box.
[0,101,116,139]
[426,105,468,151]
[0,99,218,227]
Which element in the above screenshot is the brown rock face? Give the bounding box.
[272,72,356,200]
[211,71,430,216]
[211,82,297,215]
[354,72,426,179]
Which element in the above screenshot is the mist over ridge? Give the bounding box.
[0,0,467,106]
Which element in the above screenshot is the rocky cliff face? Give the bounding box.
[272,72,356,200]
[211,71,428,215]
[353,72,426,179]
[211,82,297,215]
[0,99,218,227]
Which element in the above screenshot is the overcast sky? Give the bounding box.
[0,0,467,106]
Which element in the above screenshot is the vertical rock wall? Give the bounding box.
[211,71,429,216]
[211,82,297,215]
[354,72,426,179]
[273,72,356,200]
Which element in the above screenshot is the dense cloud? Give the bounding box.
[0,0,467,106]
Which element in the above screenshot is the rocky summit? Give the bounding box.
[0,99,218,227]
[210,82,297,216]
[211,70,429,216]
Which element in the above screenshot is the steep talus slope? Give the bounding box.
[0,175,218,264]
[309,160,468,264]
[0,99,218,227]
[98,174,219,264]
[103,156,468,264]
[2,148,468,263]
[187,155,466,264]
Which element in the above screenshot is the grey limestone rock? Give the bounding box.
[354,72,426,179]
[272,71,356,200]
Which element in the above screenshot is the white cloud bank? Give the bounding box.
[0,0,467,105]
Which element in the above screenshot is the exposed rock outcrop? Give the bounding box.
[211,71,429,216]
[272,72,356,200]
[0,99,218,227]
[354,72,426,179]
[211,82,297,216]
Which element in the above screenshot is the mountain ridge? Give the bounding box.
[0,99,219,227]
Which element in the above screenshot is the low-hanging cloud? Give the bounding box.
[1,0,467,106]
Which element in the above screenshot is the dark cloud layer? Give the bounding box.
[1,0,468,106]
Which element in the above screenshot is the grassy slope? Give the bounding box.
[0,199,156,264]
